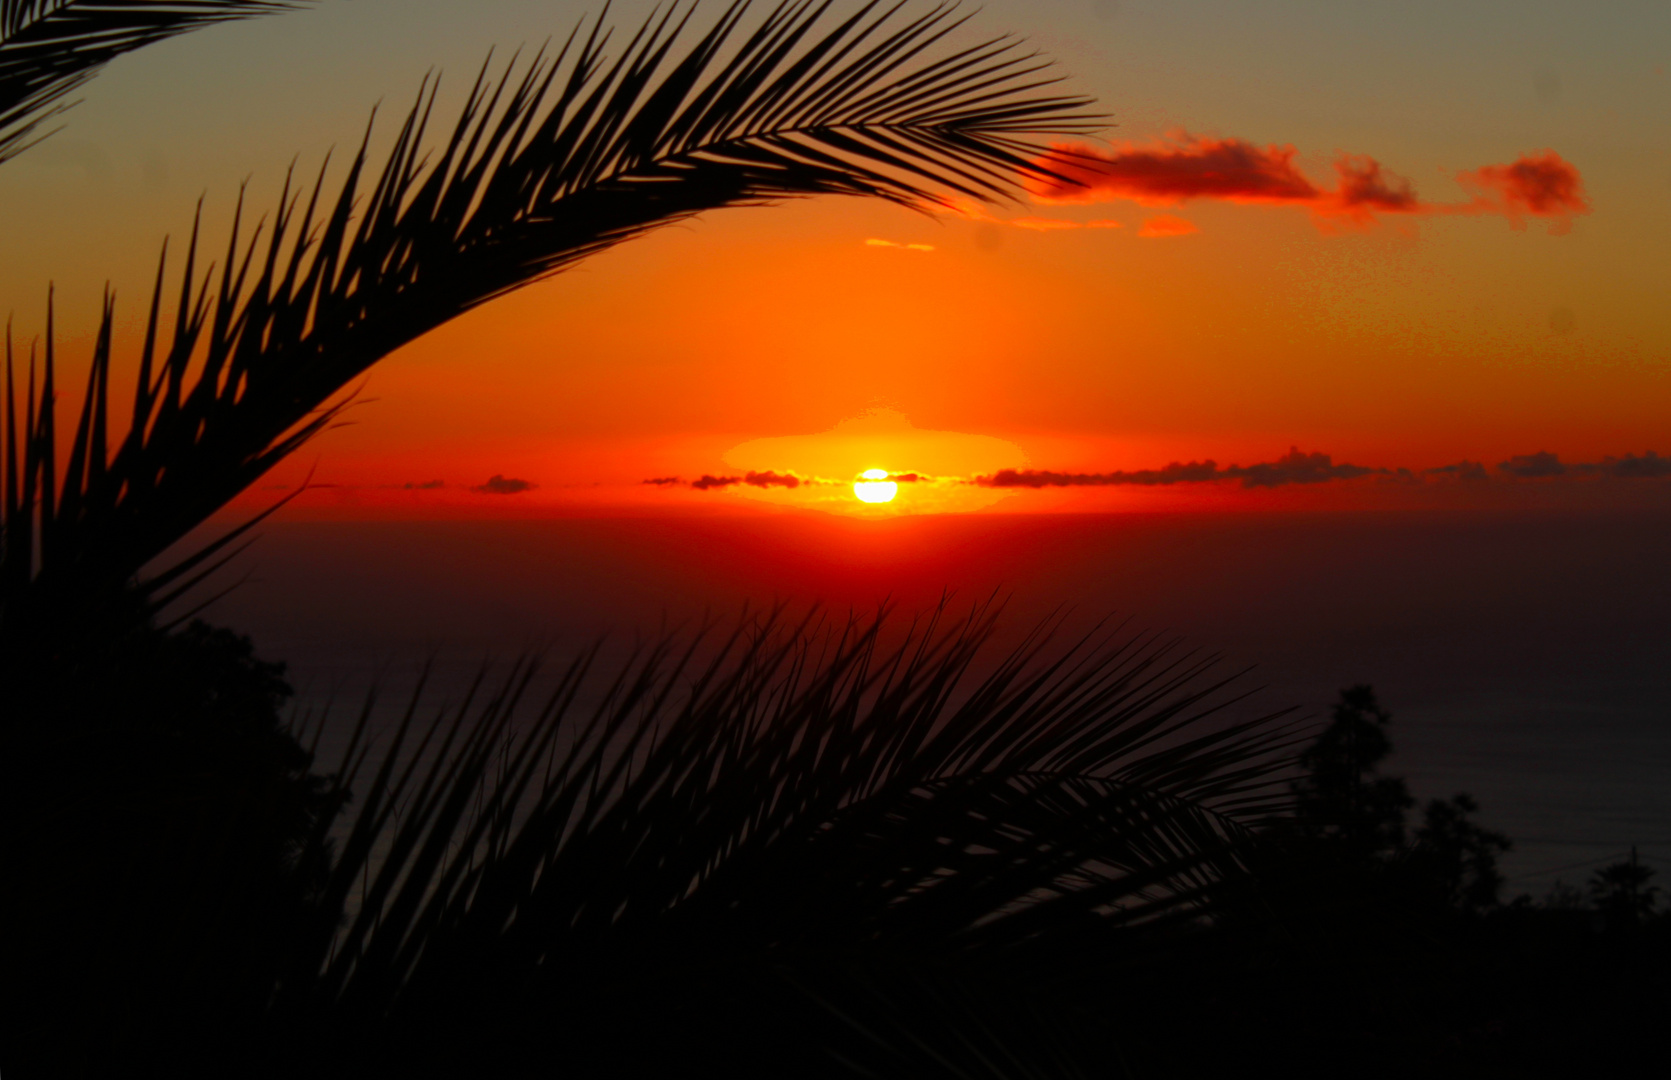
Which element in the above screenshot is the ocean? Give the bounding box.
[205,507,1671,895]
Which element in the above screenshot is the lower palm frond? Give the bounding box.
[0,0,1100,640]
[264,603,1299,1073]
[0,1,298,163]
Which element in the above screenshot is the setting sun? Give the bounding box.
[853,469,898,503]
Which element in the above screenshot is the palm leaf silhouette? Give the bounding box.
[0,0,1098,637]
[0,0,297,164]
[263,603,1300,1073]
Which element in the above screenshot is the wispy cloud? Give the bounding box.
[1028,135,1589,231]
[1498,451,1566,478]
[471,474,536,494]
[864,238,935,251]
[1036,136,1322,207]
[681,471,809,491]
[1500,451,1671,479]
[1458,152,1590,233]
[1425,461,1490,482]
[977,448,1376,489]
[975,449,1671,491]
[1589,452,1671,479]
[647,451,1667,501]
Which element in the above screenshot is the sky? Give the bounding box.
[1,0,1668,520]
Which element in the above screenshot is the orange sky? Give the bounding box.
[1,0,1667,521]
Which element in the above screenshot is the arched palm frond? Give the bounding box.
[0,0,1101,636]
[0,0,299,164]
[266,603,1302,1072]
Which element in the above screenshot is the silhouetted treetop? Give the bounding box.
[1410,792,1511,912]
[1590,849,1660,926]
[1292,684,1412,859]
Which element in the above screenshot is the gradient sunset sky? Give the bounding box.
[2,0,1667,519]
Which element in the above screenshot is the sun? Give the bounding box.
[853,468,898,504]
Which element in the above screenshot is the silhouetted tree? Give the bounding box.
[1291,684,1412,861]
[1408,792,1511,912]
[1540,877,1586,910]
[1589,848,1659,926]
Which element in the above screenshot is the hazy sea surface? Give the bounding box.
[206,508,1671,894]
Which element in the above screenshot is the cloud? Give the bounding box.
[1457,151,1589,232]
[1498,451,1671,480]
[1138,214,1198,238]
[650,446,1667,503]
[1234,448,1377,487]
[683,471,805,491]
[404,479,444,490]
[1028,136,1589,231]
[980,460,1218,488]
[1331,155,1419,215]
[743,470,801,489]
[1498,451,1565,478]
[1603,452,1671,479]
[977,449,1377,489]
[1425,461,1490,482]
[471,474,536,494]
[1034,136,1320,206]
[864,238,935,251]
[1575,452,1671,479]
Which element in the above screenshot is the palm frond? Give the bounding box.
[264,603,1300,1072]
[0,0,1100,638]
[0,1,298,163]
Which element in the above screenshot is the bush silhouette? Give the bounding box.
[1,616,338,1073]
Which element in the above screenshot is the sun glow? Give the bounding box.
[853,468,898,503]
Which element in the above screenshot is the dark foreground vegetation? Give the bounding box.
[3,605,1668,1078]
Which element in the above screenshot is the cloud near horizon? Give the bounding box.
[686,470,807,491]
[651,451,1667,498]
[977,448,1377,489]
[973,449,1671,491]
[1498,451,1671,480]
[660,470,936,491]
[1028,135,1589,231]
[471,474,536,494]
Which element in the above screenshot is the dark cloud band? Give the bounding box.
[977,449,1376,489]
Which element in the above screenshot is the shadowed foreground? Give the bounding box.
[7,601,1301,1076]
[5,601,1669,1077]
